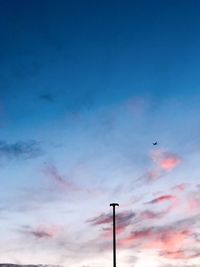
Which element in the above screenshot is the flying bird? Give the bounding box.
[152,142,158,146]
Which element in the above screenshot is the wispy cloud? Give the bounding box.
[0,140,43,160]
[119,226,191,252]
[87,210,136,237]
[160,248,200,260]
[42,162,78,191]
[171,183,189,192]
[138,209,168,220]
[42,162,103,198]
[146,195,177,205]
[118,228,153,248]
[144,228,190,252]
[142,149,182,182]
[20,225,61,239]
[117,212,200,262]
[186,190,200,214]
[144,194,179,217]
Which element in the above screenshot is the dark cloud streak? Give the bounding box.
[0,140,43,160]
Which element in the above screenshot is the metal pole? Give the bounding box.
[110,203,119,267]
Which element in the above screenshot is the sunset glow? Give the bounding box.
[0,1,200,267]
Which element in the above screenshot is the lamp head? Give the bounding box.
[110,203,119,207]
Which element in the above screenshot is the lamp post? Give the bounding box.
[110,203,119,267]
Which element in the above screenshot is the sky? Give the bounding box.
[0,0,200,266]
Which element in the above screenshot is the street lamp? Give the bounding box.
[110,203,119,267]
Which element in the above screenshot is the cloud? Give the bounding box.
[30,230,55,239]
[171,183,189,192]
[118,213,200,254]
[187,191,200,214]
[145,169,163,182]
[119,226,191,253]
[144,194,179,216]
[138,209,168,220]
[0,140,43,160]
[88,212,113,225]
[160,265,200,267]
[143,149,181,182]
[43,162,78,191]
[20,225,61,239]
[188,198,200,213]
[151,150,181,171]
[87,210,136,237]
[146,195,177,205]
[88,210,135,226]
[161,249,200,259]
[116,212,200,262]
[144,228,190,252]
[118,228,153,248]
[42,162,103,199]
[174,213,200,230]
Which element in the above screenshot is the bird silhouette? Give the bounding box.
[153,142,158,146]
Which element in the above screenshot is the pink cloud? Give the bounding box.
[171,183,189,192]
[118,226,191,255]
[145,229,190,252]
[161,249,200,259]
[188,199,199,211]
[145,194,180,218]
[160,157,180,171]
[144,149,181,182]
[187,195,200,214]
[147,195,177,205]
[151,150,181,171]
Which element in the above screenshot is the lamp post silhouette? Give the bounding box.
[110,203,119,267]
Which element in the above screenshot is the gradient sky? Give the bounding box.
[1,1,200,267]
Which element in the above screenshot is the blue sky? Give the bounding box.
[1,1,200,266]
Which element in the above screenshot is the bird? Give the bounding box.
[152,142,158,146]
